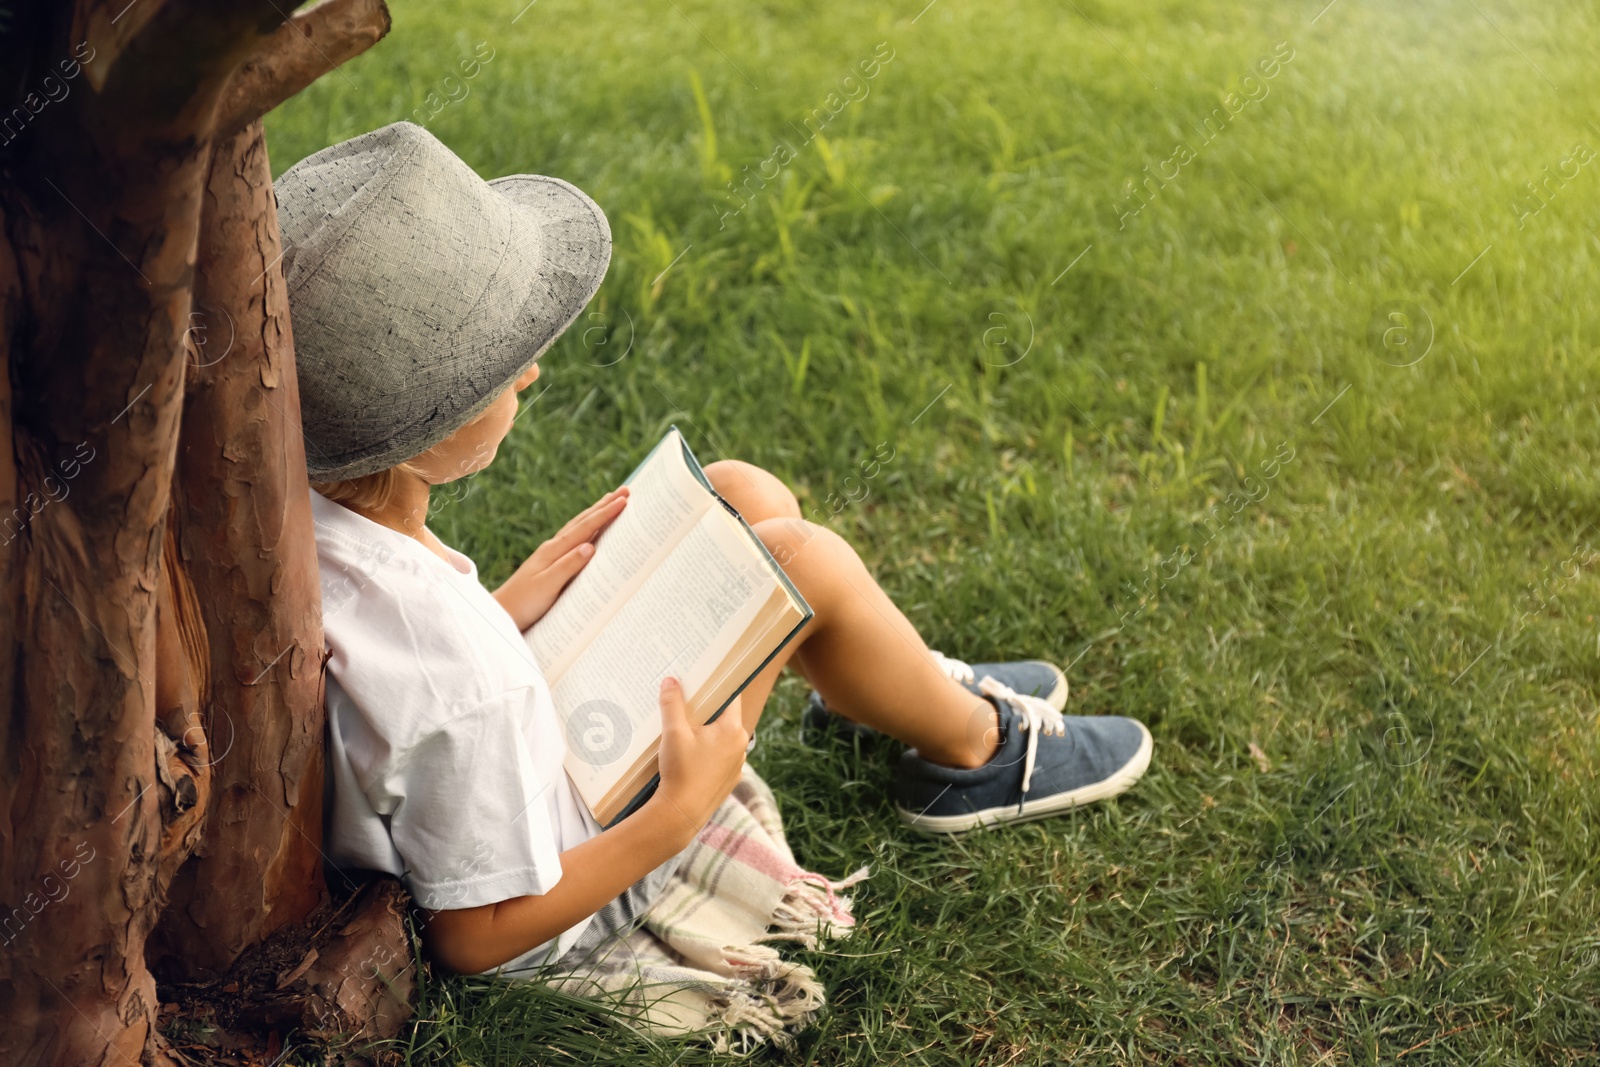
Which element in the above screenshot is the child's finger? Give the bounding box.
[554,494,614,538]
[554,493,628,549]
[657,676,687,730]
[537,542,594,590]
[566,486,629,530]
[538,500,624,564]
[581,494,629,538]
[548,490,619,544]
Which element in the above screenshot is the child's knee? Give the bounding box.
[751,517,845,574]
[705,460,801,522]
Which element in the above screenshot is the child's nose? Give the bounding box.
[514,363,542,391]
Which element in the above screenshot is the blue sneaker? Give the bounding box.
[895,678,1152,834]
[802,651,1067,741]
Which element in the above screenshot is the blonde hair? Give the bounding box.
[313,398,498,514]
[311,452,435,515]
[312,467,409,513]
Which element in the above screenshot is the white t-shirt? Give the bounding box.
[311,489,602,964]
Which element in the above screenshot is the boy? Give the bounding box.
[280,122,1151,977]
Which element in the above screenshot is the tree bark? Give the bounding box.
[0,0,404,1062]
[150,116,331,980]
[0,3,290,1058]
[218,0,394,140]
[297,878,415,1050]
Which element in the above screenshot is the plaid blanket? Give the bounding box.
[534,767,867,1051]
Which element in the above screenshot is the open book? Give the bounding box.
[524,428,812,826]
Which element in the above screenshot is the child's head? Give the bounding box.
[308,360,542,513]
[274,122,610,509]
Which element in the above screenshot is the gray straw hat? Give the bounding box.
[275,121,611,481]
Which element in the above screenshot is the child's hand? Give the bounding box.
[650,677,749,843]
[493,487,628,630]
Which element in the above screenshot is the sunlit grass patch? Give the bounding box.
[272,0,1600,1061]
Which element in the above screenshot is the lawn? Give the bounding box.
[267,0,1600,1062]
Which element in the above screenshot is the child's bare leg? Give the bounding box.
[701,462,1151,830]
[757,519,997,768]
[703,461,997,770]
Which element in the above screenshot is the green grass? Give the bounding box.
[268,0,1600,1062]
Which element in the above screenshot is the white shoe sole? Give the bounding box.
[897,719,1153,835]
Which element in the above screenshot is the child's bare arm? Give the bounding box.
[424,794,683,974]
[423,678,749,974]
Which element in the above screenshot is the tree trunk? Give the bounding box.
[0,10,271,1058]
[151,115,330,981]
[0,1,409,1062]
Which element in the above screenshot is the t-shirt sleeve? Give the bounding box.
[385,694,566,912]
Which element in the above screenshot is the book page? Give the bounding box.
[593,583,798,819]
[525,431,712,680]
[554,509,773,804]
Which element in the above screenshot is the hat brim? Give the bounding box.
[487,172,614,371]
[304,173,612,482]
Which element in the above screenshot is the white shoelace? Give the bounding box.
[931,650,1067,796]
[930,650,976,685]
[978,676,1066,796]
